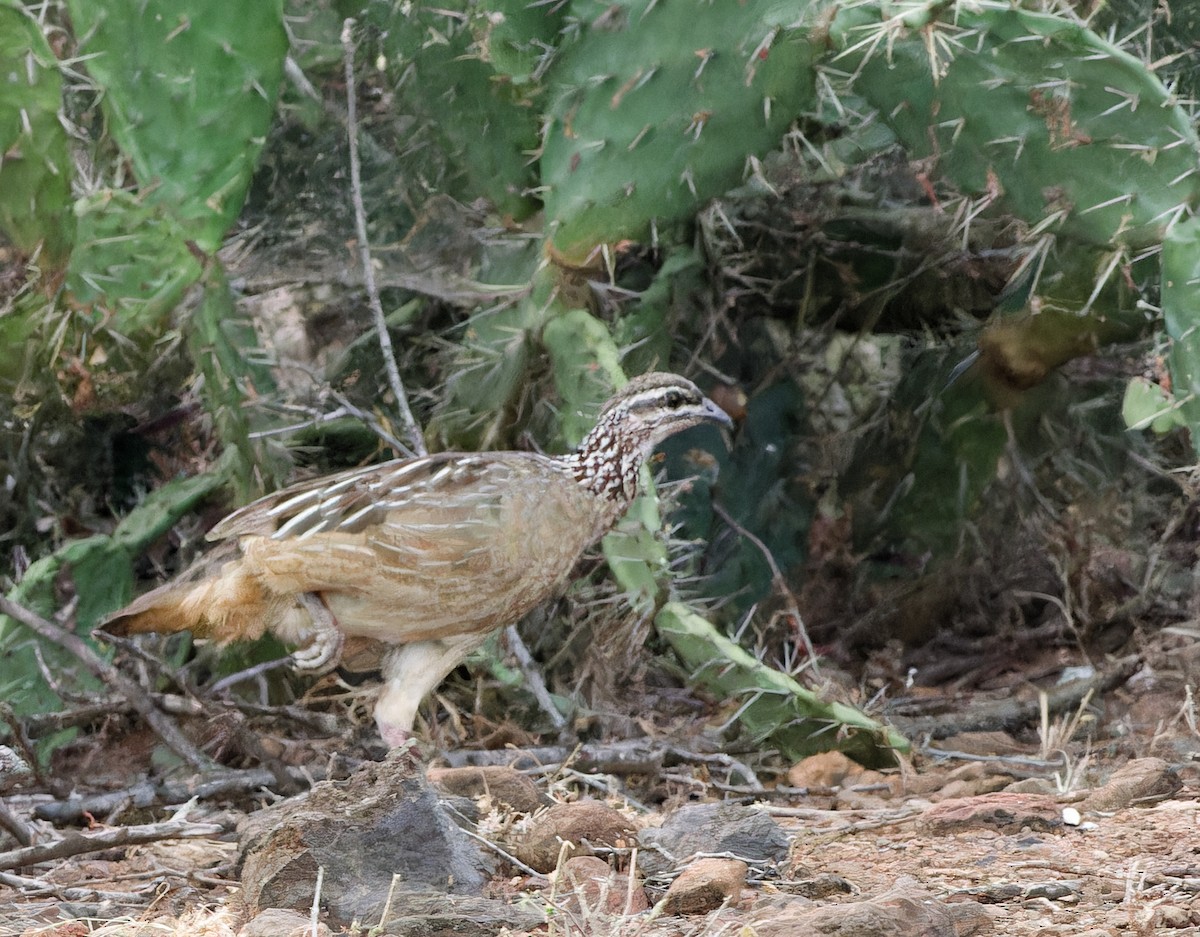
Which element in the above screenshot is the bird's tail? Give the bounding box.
[98,555,269,645]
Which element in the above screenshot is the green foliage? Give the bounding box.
[541,0,821,262]
[66,0,289,251]
[656,602,908,767]
[364,0,542,219]
[9,0,1199,757]
[832,3,1200,250]
[0,467,228,737]
[66,190,204,336]
[0,1,73,263]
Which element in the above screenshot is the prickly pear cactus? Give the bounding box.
[541,0,822,263]
[476,0,566,84]
[65,0,288,251]
[830,2,1200,249]
[0,1,73,263]
[365,2,542,220]
[66,191,204,336]
[1161,216,1200,449]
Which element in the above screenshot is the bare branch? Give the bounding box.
[0,595,214,771]
[341,18,425,458]
[0,819,223,873]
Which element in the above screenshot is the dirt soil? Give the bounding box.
[1,627,1198,937]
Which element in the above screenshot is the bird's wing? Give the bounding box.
[208,452,529,542]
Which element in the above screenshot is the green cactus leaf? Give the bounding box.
[656,601,907,767]
[1122,377,1185,435]
[187,265,287,500]
[367,3,541,219]
[543,306,626,446]
[542,0,821,262]
[1162,215,1200,453]
[476,0,565,83]
[66,0,287,250]
[65,189,204,335]
[833,4,1200,249]
[0,2,74,264]
[0,467,227,737]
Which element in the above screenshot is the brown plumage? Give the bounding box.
[101,372,732,745]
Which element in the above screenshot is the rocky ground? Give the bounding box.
[1,621,1198,937]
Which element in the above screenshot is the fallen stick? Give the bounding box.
[0,819,224,872]
[0,595,213,771]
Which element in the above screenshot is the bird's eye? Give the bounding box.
[664,390,686,409]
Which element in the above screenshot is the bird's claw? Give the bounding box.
[291,593,344,674]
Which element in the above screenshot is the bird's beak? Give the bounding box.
[702,397,735,430]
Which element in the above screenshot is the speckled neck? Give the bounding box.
[559,408,654,507]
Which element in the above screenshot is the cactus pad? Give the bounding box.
[542,0,821,263]
[832,3,1200,249]
[66,0,287,251]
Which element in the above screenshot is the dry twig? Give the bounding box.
[34,766,331,824]
[0,819,223,873]
[0,596,213,771]
[340,18,424,458]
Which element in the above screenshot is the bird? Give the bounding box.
[100,372,733,746]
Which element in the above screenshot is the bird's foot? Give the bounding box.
[291,592,344,674]
[378,720,412,750]
[377,721,424,770]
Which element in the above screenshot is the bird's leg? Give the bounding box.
[290,592,344,674]
[374,633,490,748]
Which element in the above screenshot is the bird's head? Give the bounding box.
[598,372,733,450]
[570,372,733,501]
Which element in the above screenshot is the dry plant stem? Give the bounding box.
[0,800,33,847]
[889,653,1141,740]
[504,624,568,731]
[340,18,425,458]
[0,596,213,771]
[0,869,163,902]
[311,865,325,937]
[207,656,293,696]
[0,819,223,873]
[34,766,327,824]
[711,501,820,675]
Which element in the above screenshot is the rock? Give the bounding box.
[375,894,546,936]
[933,772,1013,801]
[918,792,1062,834]
[237,908,329,937]
[662,858,747,915]
[1157,904,1199,928]
[749,881,994,936]
[787,750,863,788]
[1080,757,1181,813]
[553,855,650,916]
[638,803,790,877]
[1003,777,1058,795]
[427,765,544,813]
[237,756,494,925]
[777,873,855,899]
[0,745,32,794]
[931,731,1027,757]
[509,801,638,873]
